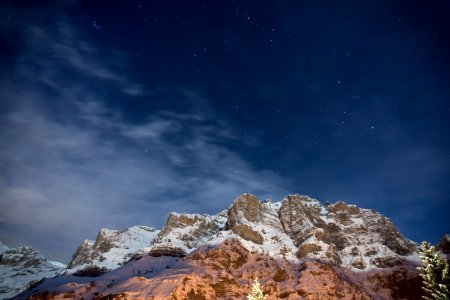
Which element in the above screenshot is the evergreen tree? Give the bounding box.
[247,278,268,300]
[418,241,450,300]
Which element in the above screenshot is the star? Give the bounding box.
[91,20,101,30]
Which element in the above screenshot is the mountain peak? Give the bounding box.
[226,193,265,229]
[67,225,160,271]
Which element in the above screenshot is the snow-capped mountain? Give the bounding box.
[68,225,159,271]
[12,193,437,299]
[0,241,65,300]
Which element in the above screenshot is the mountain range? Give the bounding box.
[3,193,448,299]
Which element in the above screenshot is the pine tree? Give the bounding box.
[418,241,450,300]
[247,278,268,300]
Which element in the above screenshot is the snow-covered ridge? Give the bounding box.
[68,193,419,274]
[67,225,159,272]
[0,242,66,300]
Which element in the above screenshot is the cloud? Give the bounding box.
[16,20,147,98]
[0,15,291,262]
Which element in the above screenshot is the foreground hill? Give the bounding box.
[13,194,432,299]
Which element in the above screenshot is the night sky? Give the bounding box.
[1,0,449,263]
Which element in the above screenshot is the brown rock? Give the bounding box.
[148,246,186,257]
[296,261,369,299]
[231,224,264,245]
[297,243,323,259]
[328,201,361,215]
[226,194,264,229]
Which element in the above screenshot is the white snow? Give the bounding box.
[68,226,160,272]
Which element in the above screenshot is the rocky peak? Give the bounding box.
[67,240,95,268]
[226,193,264,229]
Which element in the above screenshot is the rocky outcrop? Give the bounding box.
[226,193,265,228]
[231,224,264,244]
[67,240,94,268]
[148,246,186,257]
[0,242,65,299]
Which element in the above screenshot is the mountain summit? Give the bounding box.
[12,194,429,299]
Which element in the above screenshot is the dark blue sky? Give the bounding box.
[1,0,449,262]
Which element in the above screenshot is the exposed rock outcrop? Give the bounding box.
[148,246,186,257]
[231,224,264,245]
[226,193,265,228]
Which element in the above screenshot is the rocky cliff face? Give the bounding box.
[0,241,65,300]
[12,193,434,300]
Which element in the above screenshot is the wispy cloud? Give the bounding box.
[0,16,290,262]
